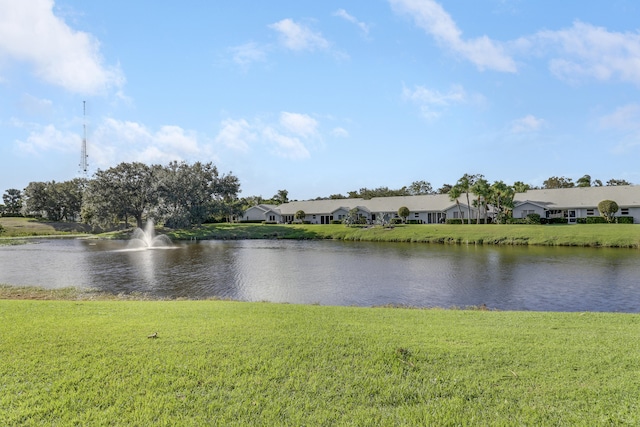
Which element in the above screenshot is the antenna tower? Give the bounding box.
[80,101,89,177]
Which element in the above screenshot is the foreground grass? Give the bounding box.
[1,292,638,425]
[168,222,640,248]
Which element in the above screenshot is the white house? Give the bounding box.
[240,194,479,224]
[512,186,640,223]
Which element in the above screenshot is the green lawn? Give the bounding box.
[3,217,640,247]
[1,296,638,425]
[168,222,640,248]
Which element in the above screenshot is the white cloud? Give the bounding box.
[510,114,545,133]
[269,19,330,52]
[389,0,517,72]
[599,104,640,131]
[334,9,370,36]
[229,42,268,68]
[15,123,79,155]
[263,127,310,160]
[215,118,256,152]
[403,84,467,120]
[519,21,640,86]
[0,0,125,94]
[279,112,318,138]
[214,112,324,160]
[90,118,201,167]
[331,127,349,138]
[598,104,640,153]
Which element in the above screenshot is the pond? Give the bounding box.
[1,239,639,312]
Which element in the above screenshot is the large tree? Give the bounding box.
[543,176,574,189]
[22,179,85,221]
[2,188,23,215]
[83,162,156,228]
[408,180,434,195]
[155,161,240,227]
[489,181,515,224]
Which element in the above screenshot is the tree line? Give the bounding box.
[1,161,241,230]
[0,168,634,229]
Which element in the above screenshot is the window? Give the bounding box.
[621,208,629,215]
[586,209,594,216]
[414,213,419,218]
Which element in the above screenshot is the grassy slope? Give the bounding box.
[0,217,90,238]
[1,299,638,425]
[3,217,640,247]
[169,222,640,248]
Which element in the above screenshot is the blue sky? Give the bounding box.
[2,0,640,200]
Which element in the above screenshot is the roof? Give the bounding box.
[276,194,472,215]
[514,185,640,209]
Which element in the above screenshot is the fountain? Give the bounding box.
[128,219,173,249]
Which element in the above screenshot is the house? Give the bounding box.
[512,186,640,223]
[240,194,479,224]
[241,204,281,222]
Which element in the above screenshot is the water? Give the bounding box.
[1,239,639,312]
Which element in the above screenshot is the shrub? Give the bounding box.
[617,216,634,224]
[330,220,342,224]
[446,219,464,225]
[598,200,619,223]
[525,213,541,224]
[406,220,423,224]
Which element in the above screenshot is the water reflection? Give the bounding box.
[0,239,639,312]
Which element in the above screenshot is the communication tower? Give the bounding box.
[80,101,89,177]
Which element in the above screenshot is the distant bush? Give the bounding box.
[577,217,607,224]
[406,220,423,224]
[330,220,342,224]
[617,216,634,224]
[446,219,464,225]
[239,220,264,223]
[391,218,404,224]
[525,213,541,224]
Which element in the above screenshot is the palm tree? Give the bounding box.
[454,173,477,224]
[471,176,490,223]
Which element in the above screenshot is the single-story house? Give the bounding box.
[512,186,640,223]
[240,194,479,224]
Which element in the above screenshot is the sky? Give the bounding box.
[2,0,640,201]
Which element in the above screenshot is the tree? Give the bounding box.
[295,210,306,222]
[83,162,156,229]
[448,185,465,223]
[471,176,490,223]
[344,207,361,226]
[22,179,85,221]
[398,206,410,223]
[606,179,631,186]
[408,180,434,195]
[2,189,23,215]
[513,181,531,193]
[273,189,289,205]
[451,173,478,224]
[598,200,619,223]
[543,176,574,189]
[490,181,515,224]
[156,161,240,227]
[437,183,453,194]
[576,174,592,187]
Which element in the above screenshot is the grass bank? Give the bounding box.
[1,292,638,425]
[3,217,640,247]
[168,222,640,248]
[0,217,90,240]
